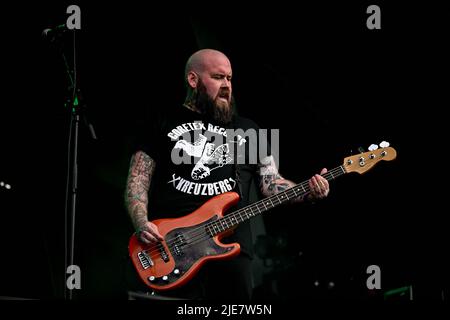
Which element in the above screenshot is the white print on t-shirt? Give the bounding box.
[168,174,237,196]
[167,122,228,140]
[174,134,232,180]
[167,121,246,196]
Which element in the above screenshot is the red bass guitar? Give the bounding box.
[129,146,397,291]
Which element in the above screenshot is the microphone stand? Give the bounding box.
[57,29,97,300]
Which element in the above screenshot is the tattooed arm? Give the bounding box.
[258,156,330,203]
[125,150,163,244]
[258,155,305,203]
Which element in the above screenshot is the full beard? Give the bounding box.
[195,81,235,126]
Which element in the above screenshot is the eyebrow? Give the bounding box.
[211,73,232,78]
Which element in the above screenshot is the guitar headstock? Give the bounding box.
[343,142,397,174]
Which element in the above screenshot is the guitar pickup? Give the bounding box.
[171,234,186,256]
[137,251,153,269]
[160,246,170,262]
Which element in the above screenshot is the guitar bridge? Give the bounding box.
[137,251,153,269]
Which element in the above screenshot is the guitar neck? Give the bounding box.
[207,165,347,236]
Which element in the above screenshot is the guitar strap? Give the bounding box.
[231,118,243,199]
[233,161,242,198]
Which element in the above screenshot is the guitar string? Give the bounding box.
[178,150,391,253]
[141,166,344,258]
[175,167,346,252]
[140,178,313,260]
[140,166,345,259]
[141,166,345,258]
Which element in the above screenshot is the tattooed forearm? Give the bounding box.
[259,156,287,196]
[258,155,306,203]
[125,151,156,230]
[263,175,291,194]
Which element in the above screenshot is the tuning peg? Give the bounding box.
[379,141,390,148]
[358,147,365,153]
[368,144,379,151]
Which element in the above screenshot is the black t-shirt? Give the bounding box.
[134,105,267,255]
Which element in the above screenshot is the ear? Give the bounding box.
[187,71,199,89]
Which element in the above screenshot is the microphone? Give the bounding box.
[42,24,68,42]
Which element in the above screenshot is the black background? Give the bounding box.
[0,1,448,301]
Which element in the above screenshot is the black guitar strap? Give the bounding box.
[233,161,242,198]
[231,117,243,199]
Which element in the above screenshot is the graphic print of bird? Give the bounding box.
[172,134,232,180]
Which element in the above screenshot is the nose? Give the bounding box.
[221,78,231,89]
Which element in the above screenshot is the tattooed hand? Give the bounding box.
[136,221,164,244]
[306,168,330,201]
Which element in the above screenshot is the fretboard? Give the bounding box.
[206,165,346,236]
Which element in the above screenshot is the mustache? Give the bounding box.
[217,89,231,99]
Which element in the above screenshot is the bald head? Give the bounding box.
[184,49,231,81]
[183,49,234,124]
